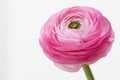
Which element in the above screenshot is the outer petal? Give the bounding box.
[54,63,81,72]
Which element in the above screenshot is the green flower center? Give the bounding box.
[68,22,81,29]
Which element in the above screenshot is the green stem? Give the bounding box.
[82,64,95,80]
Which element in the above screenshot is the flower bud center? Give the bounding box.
[68,22,81,29]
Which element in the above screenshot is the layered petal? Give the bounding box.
[39,6,114,72]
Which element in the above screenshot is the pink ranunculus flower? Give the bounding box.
[39,6,114,72]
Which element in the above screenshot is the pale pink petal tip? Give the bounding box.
[54,63,81,72]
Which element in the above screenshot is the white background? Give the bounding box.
[0,0,120,80]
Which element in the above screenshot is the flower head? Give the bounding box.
[39,6,114,72]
